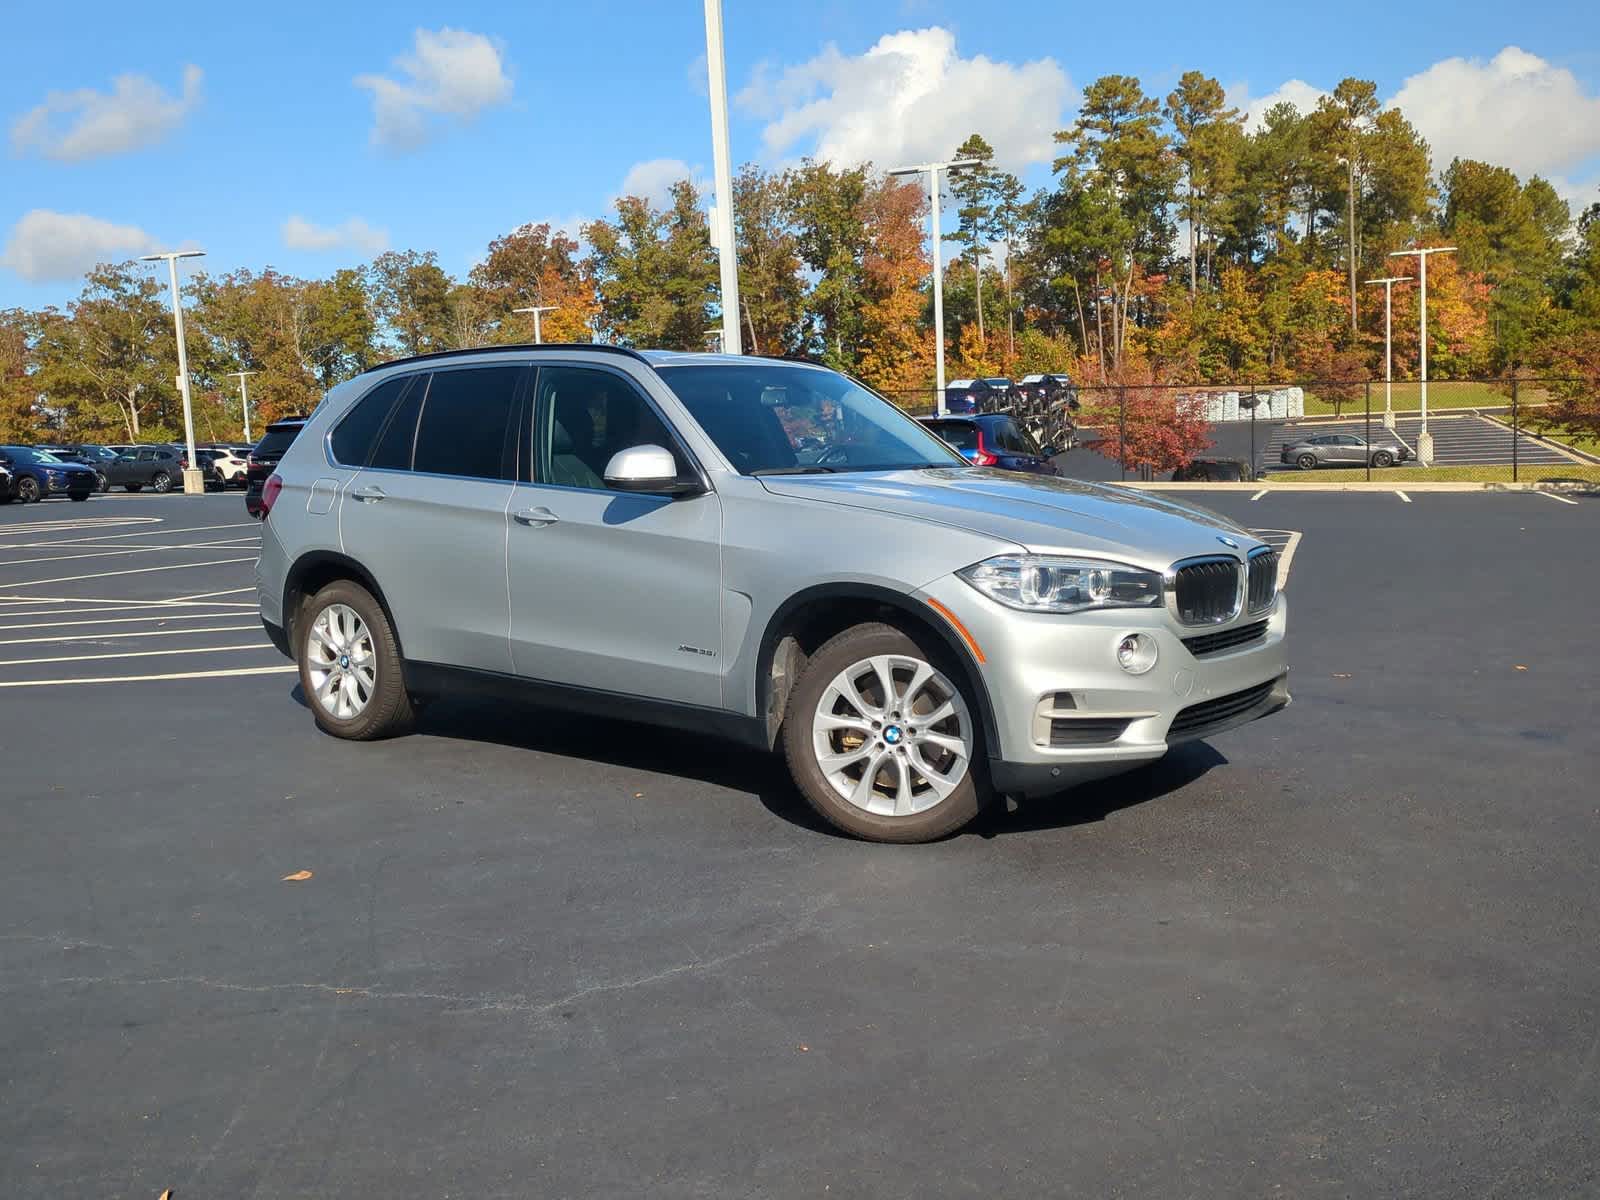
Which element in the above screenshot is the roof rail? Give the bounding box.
[353,342,650,378]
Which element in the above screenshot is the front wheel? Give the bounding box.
[1296,453,1318,471]
[782,622,987,842]
[95,471,109,493]
[16,476,40,503]
[151,471,173,494]
[297,580,413,741]
[1371,450,1394,468]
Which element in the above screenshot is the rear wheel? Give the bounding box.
[151,471,173,493]
[16,476,40,503]
[782,622,987,842]
[1296,453,1317,471]
[297,580,413,741]
[95,471,109,493]
[1371,450,1394,468]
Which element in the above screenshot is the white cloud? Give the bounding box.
[1,210,160,282]
[10,65,202,161]
[1388,46,1600,181]
[354,28,512,151]
[1233,79,1329,132]
[281,216,389,255]
[736,27,1069,173]
[618,158,702,208]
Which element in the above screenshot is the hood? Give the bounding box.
[759,468,1261,570]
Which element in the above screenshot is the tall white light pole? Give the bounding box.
[890,158,979,415]
[228,370,258,442]
[703,0,742,355]
[1364,276,1411,431]
[512,305,556,344]
[140,250,206,494]
[1389,246,1455,465]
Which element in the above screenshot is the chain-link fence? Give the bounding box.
[883,377,1599,484]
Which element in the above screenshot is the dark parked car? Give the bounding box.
[104,445,186,492]
[245,418,308,517]
[0,446,98,502]
[918,413,1061,475]
[1172,456,1256,482]
[1018,373,1079,408]
[37,443,119,492]
[0,461,13,503]
[941,377,1018,414]
[1280,432,1412,470]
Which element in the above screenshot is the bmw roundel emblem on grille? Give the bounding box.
[1216,535,1239,549]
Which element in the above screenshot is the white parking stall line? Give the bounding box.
[0,520,254,549]
[0,540,260,569]
[0,624,259,647]
[1396,490,1412,503]
[0,556,257,590]
[0,642,274,667]
[0,595,258,610]
[0,516,163,539]
[1250,489,1267,501]
[1274,532,1302,590]
[0,664,297,689]
[1538,491,1579,506]
[164,586,256,602]
[0,611,261,632]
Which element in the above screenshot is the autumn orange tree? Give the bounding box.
[1078,366,1213,476]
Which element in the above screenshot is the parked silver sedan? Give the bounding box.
[1281,432,1412,470]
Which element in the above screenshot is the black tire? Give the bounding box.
[296,579,414,741]
[781,621,988,843]
[95,471,109,493]
[16,476,40,503]
[69,492,90,502]
[1296,453,1318,471]
[1371,450,1394,468]
[151,471,173,494]
[124,484,142,492]
[0,490,12,505]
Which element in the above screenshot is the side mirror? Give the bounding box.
[603,444,701,496]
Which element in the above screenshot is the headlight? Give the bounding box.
[958,555,1164,614]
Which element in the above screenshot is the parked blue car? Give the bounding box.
[0,446,99,503]
[917,414,1061,476]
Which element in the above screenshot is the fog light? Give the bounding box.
[1116,633,1157,675]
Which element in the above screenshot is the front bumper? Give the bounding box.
[918,578,1290,798]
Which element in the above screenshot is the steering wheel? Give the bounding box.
[814,444,851,466]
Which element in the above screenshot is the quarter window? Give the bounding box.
[412,366,523,481]
[331,376,411,466]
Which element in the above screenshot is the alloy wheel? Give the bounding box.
[811,653,973,817]
[306,603,377,720]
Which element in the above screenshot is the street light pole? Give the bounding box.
[703,0,742,355]
[140,249,206,494]
[1389,247,1455,465]
[1364,276,1411,431]
[228,370,259,442]
[889,158,980,416]
[512,305,556,345]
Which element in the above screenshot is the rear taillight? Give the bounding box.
[259,473,283,519]
[971,431,998,467]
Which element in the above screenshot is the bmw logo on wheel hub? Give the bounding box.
[883,725,903,745]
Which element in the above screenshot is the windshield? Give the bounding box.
[5,447,60,464]
[655,363,965,475]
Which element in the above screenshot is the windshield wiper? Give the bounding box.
[750,465,840,475]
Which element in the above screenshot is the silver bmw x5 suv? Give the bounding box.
[255,346,1288,842]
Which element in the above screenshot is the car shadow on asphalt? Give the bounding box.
[291,686,1228,841]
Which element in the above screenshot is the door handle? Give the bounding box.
[512,506,559,527]
[352,485,386,502]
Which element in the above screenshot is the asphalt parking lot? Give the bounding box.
[3,490,1598,1197]
[1262,412,1580,468]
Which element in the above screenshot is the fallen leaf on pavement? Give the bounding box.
[1514,665,1528,671]
[1332,673,1352,679]
[282,870,313,882]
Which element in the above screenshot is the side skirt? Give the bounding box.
[402,661,770,751]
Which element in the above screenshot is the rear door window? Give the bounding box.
[331,376,412,466]
[925,421,978,452]
[412,365,523,480]
[368,379,427,472]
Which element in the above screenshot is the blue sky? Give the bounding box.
[4,0,1597,309]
